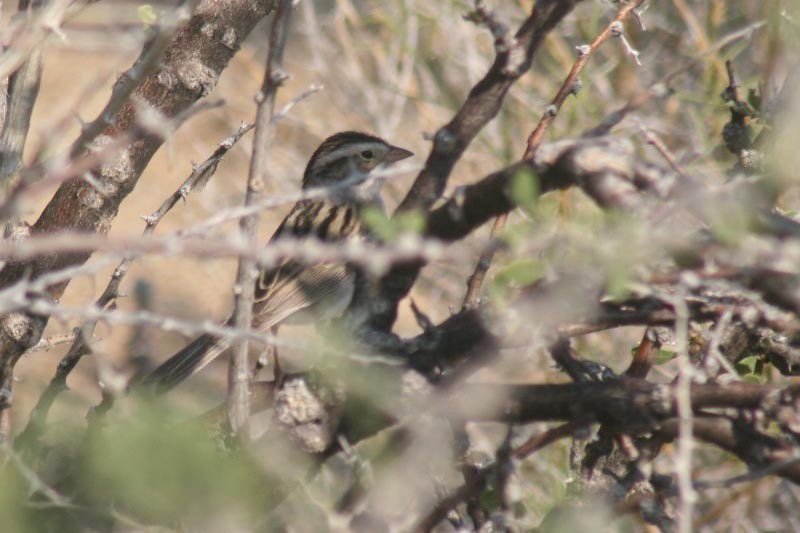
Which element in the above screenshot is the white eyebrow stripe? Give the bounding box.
[312,141,385,168]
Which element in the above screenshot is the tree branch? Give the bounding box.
[228,0,291,437]
[396,0,581,213]
[0,0,278,442]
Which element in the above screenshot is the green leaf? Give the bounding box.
[654,348,676,365]
[137,4,157,27]
[509,167,539,212]
[361,206,396,240]
[735,354,761,375]
[478,484,502,512]
[361,207,424,241]
[605,265,632,301]
[747,88,762,114]
[396,210,425,235]
[494,258,543,289]
[708,206,753,247]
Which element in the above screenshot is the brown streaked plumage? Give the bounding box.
[142,132,413,393]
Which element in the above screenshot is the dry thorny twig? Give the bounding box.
[2,0,800,531]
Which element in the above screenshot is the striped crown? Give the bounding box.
[302,131,391,188]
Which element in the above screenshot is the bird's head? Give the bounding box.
[302,131,413,201]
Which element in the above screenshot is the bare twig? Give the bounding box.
[695,456,800,489]
[672,291,697,533]
[638,125,691,181]
[5,448,72,508]
[22,296,276,346]
[20,332,76,354]
[524,0,646,158]
[461,0,645,311]
[0,0,279,437]
[704,308,740,378]
[0,0,46,185]
[512,420,586,459]
[461,213,507,310]
[15,121,255,452]
[227,0,292,437]
[0,231,456,289]
[0,0,73,80]
[397,0,580,214]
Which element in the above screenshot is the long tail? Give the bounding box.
[140,333,229,394]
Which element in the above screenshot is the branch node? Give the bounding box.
[434,128,457,151]
[270,67,290,86]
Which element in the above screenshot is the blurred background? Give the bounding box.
[5,0,799,529]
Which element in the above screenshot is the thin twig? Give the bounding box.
[20,332,76,354]
[461,213,507,310]
[14,121,255,452]
[586,18,768,138]
[524,0,646,158]
[703,308,740,378]
[23,296,276,347]
[461,0,645,311]
[227,0,292,437]
[638,125,690,181]
[5,448,73,508]
[694,456,800,489]
[672,289,697,533]
[0,0,46,185]
[0,231,458,301]
[513,420,586,459]
[626,328,657,378]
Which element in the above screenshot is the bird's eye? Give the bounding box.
[360,150,374,161]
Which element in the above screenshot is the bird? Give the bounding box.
[142,131,414,393]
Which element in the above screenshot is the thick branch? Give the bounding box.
[396,0,580,213]
[370,135,646,332]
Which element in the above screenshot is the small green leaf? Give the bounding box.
[361,206,396,240]
[735,354,761,375]
[361,207,424,241]
[654,349,676,365]
[494,258,543,289]
[137,4,158,27]
[509,168,539,212]
[396,210,425,234]
[708,206,753,247]
[606,266,632,301]
[478,485,502,512]
[747,88,762,114]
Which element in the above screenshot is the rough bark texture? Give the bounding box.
[0,0,277,406]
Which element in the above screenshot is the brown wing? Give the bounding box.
[141,200,363,393]
[251,200,362,329]
[252,261,354,330]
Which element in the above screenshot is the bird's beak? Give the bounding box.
[384,145,414,163]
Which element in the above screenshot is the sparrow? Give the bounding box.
[142,131,413,392]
